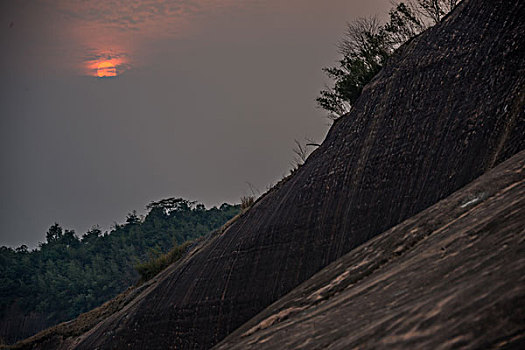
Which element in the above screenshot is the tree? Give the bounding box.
[46,223,63,243]
[60,229,79,247]
[146,198,196,215]
[409,0,460,24]
[317,0,460,120]
[317,17,390,119]
[126,210,141,225]
[15,245,28,253]
[82,226,102,242]
[384,3,425,48]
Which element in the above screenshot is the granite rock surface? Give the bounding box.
[216,150,525,350]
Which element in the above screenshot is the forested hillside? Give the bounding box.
[0,198,239,344]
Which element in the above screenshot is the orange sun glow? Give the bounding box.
[86,57,124,78]
[96,60,117,77]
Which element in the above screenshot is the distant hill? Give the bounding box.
[12,0,525,348]
[0,199,240,345]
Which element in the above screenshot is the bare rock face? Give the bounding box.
[17,0,524,349]
[0,305,52,346]
[215,150,525,350]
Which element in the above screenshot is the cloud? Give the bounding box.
[29,0,260,76]
[47,0,244,32]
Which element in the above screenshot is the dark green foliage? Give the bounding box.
[317,1,459,119]
[0,199,239,327]
[317,31,390,117]
[135,241,193,283]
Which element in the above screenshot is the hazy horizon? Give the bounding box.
[1,0,391,248]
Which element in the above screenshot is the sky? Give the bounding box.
[1,0,391,248]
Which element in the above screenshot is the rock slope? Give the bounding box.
[16,0,525,348]
[216,150,525,349]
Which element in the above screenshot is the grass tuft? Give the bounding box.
[240,196,255,211]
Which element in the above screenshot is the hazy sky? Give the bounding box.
[1,0,390,248]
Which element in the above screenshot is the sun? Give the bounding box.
[85,53,126,77]
[97,61,117,78]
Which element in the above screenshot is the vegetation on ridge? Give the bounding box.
[0,198,240,343]
[318,0,460,119]
[134,240,193,283]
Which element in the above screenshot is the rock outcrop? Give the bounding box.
[15,0,524,348]
[216,150,525,349]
